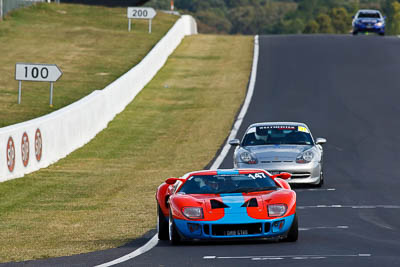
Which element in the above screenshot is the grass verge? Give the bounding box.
[0,34,253,262]
[0,3,177,127]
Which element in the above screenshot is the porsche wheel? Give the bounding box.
[314,171,324,188]
[284,213,298,242]
[168,208,181,245]
[157,204,169,240]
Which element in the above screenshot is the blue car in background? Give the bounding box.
[352,9,385,36]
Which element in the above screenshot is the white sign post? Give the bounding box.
[127,7,157,33]
[0,0,3,20]
[15,63,63,107]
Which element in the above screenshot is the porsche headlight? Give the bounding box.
[182,207,203,219]
[296,149,314,163]
[239,150,257,164]
[268,204,287,217]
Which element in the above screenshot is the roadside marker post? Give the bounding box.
[127,7,156,33]
[15,63,62,107]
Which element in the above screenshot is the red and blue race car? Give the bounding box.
[156,169,298,244]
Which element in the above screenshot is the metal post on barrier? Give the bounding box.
[128,18,131,32]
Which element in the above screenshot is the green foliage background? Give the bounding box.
[148,0,400,35]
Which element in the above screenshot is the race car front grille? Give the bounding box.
[261,161,294,163]
[290,172,311,179]
[203,224,210,235]
[211,223,263,236]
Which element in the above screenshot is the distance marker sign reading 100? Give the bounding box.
[15,63,63,106]
[127,7,157,33]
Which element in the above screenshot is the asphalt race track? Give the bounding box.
[3,35,400,266]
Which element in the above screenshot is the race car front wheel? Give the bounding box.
[157,204,169,240]
[284,213,298,242]
[314,171,324,188]
[169,208,181,245]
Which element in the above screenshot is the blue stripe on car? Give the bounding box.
[216,170,240,175]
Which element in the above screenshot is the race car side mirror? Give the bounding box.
[229,139,240,146]
[278,172,291,180]
[352,15,354,19]
[165,177,179,184]
[271,172,291,180]
[316,137,327,145]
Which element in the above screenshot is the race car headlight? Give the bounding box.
[240,151,257,164]
[375,22,383,27]
[268,204,287,217]
[296,149,314,163]
[182,207,203,219]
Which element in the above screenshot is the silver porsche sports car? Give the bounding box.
[229,122,327,186]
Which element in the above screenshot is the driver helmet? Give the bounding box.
[205,177,219,190]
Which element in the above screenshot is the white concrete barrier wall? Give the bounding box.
[0,15,197,182]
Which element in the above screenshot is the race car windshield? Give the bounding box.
[358,12,381,18]
[179,173,277,194]
[242,126,314,146]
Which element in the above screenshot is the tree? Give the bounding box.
[316,13,334,33]
[390,1,400,35]
[331,7,351,33]
[196,10,232,33]
[303,19,319,33]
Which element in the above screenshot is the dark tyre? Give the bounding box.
[352,31,358,35]
[157,204,169,240]
[379,32,385,36]
[284,213,298,242]
[314,171,324,188]
[169,208,181,245]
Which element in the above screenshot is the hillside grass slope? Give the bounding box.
[0,3,253,262]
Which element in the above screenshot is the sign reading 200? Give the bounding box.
[127,7,156,19]
[131,9,148,17]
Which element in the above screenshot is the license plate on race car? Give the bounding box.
[366,25,373,28]
[225,230,248,236]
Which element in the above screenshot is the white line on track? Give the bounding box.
[94,36,260,266]
[295,188,336,192]
[209,35,259,170]
[94,234,158,267]
[299,225,349,231]
[203,254,371,261]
